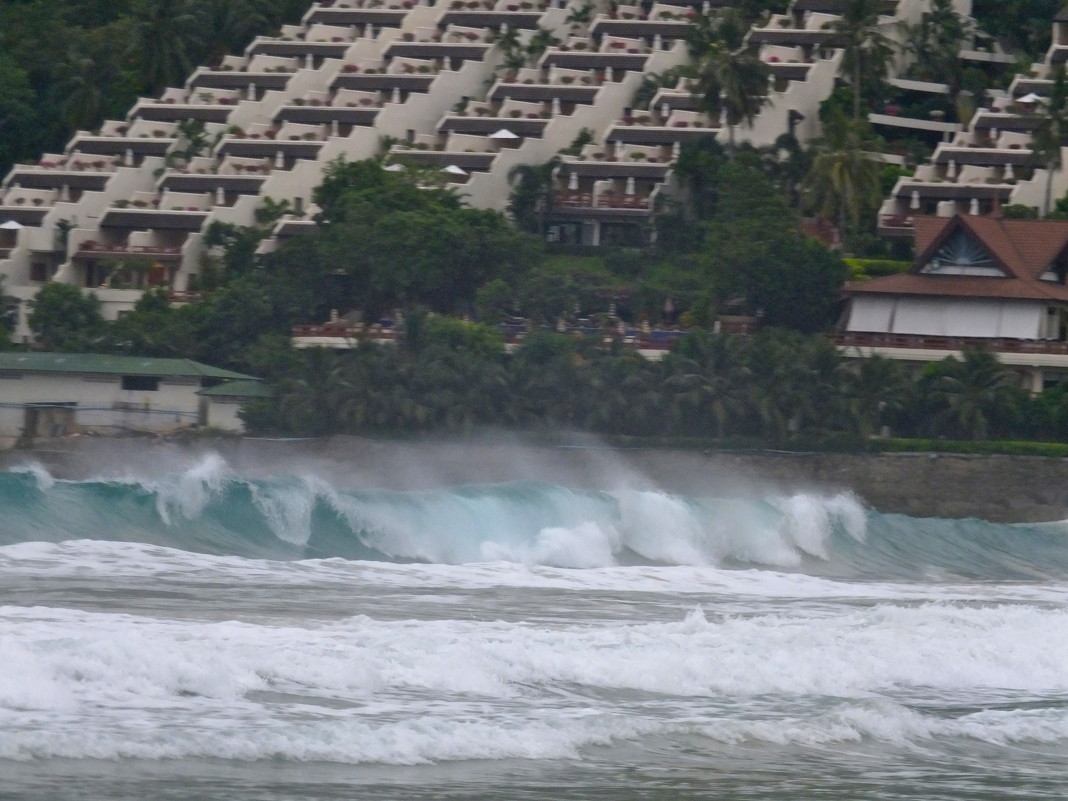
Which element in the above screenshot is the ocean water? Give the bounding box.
[2,448,1067,800]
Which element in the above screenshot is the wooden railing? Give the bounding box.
[833,331,1068,355]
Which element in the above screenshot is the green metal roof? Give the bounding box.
[197,379,273,398]
[0,352,256,381]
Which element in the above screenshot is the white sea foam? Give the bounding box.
[2,600,1067,762]
[4,539,1068,605]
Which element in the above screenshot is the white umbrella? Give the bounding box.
[970,197,980,215]
[568,171,578,190]
[910,190,921,210]
[489,128,520,140]
[384,163,405,172]
[1018,92,1042,104]
[0,220,23,230]
[625,176,636,195]
[443,165,467,176]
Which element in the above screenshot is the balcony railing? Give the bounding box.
[834,331,1068,355]
[76,242,184,259]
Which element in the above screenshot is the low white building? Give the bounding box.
[838,215,1068,391]
[0,352,262,447]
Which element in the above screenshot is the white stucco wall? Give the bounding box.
[204,398,246,433]
[0,372,206,439]
[847,296,1046,339]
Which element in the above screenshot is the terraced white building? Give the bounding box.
[878,4,1068,238]
[0,0,954,342]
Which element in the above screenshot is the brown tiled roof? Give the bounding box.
[846,274,1068,301]
[849,215,1068,303]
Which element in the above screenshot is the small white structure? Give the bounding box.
[0,352,263,447]
[197,380,273,432]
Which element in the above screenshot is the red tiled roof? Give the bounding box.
[849,215,1068,303]
[846,274,1068,301]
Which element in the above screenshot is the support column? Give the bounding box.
[1029,368,1044,395]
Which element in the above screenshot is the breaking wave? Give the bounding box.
[2,454,1067,580]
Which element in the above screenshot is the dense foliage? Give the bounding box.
[0,0,309,175]
[243,326,1068,446]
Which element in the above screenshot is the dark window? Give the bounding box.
[121,375,160,391]
[30,263,49,282]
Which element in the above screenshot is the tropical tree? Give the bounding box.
[843,354,913,437]
[924,349,1023,440]
[901,0,971,99]
[693,42,770,148]
[195,0,271,64]
[0,53,37,172]
[525,26,561,63]
[28,282,106,352]
[802,113,884,243]
[508,157,561,237]
[1033,65,1068,216]
[829,0,896,120]
[126,0,202,93]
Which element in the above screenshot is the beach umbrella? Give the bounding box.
[947,159,957,179]
[625,176,635,195]
[1018,92,1042,104]
[1005,162,1015,180]
[489,129,519,140]
[0,220,23,230]
[970,197,980,215]
[443,165,467,176]
[910,190,920,210]
[568,171,578,190]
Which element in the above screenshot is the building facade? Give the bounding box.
[0,353,261,447]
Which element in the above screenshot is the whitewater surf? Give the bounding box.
[2,447,1067,800]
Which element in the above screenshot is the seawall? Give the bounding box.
[3,437,1067,523]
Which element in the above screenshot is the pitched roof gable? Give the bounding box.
[913,215,1021,279]
[847,215,1068,303]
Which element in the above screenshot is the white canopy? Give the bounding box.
[0,220,23,230]
[1018,92,1043,104]
[488,128,520,140]
[443,165,467,175]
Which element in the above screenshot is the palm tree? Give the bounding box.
[829,0,896,121]
[126,0,202,93]
[900,0,971,99]
[507,157,561,237]
[53,55,104,130]
[525,26,560,64]
[565,1,594,34]
[693,42,770,148]
[195,0,270,64]
[927,349,1022,440]
[844,354,913,437]
[1033,65,1068,216]
[802,114,883,243]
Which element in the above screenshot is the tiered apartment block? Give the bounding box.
[878,5,1068,237]
[0,0,954,341]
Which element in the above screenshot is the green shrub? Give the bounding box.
[843,258,911,280]
[872,438,1068,457]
